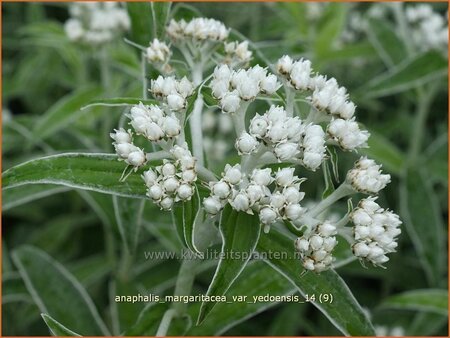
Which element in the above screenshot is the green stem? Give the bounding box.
[156,309,176,337]
[172,259,201,316]
[142,52,148,100]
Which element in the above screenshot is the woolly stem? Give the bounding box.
[307,183,354,218]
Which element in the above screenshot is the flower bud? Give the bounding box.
[177,184,194,200]
[251,168,273,186]
[223,164,242,185]
[285,203,304,221]
[163,177,179,193]
[212,180,232,199]
[249,114,268,137]
[235,132,259,154]
[162,115,181,137]
[260,74,280,94]
[160,196,174,210]
[167,93,185,111]
[221,91,241,113]
[259,207,278,224]
[231,192,250,212]
[110,128,131,143]
[128,150,146,167]
[274,142,299,161]
[203,196,223,214]
[145,122,165,141]
[148,184,164,200]
[275,168,296,187]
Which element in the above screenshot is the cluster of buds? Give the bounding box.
[277,56,314,91]
[146,38,171,64]
[143,144,197,210]
[150,76,194,111]
[211,65,280,113]
[405,4,448,52]
[350,197,401,266]
[236,105,326,170]
[224,40,253,64]
[295,222,338,273]
[347,157,391,194]
[203,166,306,231]
[166,18,229,42]
[65,2,130,45]
[110,128,146,168]
[327,118,370,151]
[128,103,181,141]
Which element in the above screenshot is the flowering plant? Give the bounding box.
[2,2,448,337]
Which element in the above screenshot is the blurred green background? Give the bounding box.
[2,2,448,336]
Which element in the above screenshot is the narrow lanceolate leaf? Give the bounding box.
[3,184,70,211]
[41,314,81,337]
[32,86,103,140]
[81,97,158,110]
[2,153,150,198]
[127,3,152,46]
[150,2,172,39]
[126,302,191,336]
[257,229,376,336]
[322,161,335,199]
[314,3,347,58]
[380,289,448,315]
[113,196,145,254]
[173,187,202,253]
[363,51,447,98]
[12,246,110,336]
[366,18,406,67]
[197,206,261,324]
[400,168,445,286]
[360,130,405,175]
[189,262,296,335]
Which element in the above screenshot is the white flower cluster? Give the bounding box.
[146,38,171,64]
[295,222,338,273]
[150,76,195,111]
[167,18,229,42]
[406,4,448,52]
[211,65,280,113]
[276,55,370,153]
[347,157,391,194]
[277,55,356,120]
[110,128,146,168]
[203,167,306,229]
[65,2,130,45]
[143,145,197,210]
[224,40,253,64]
[327,118,369,151]
[128,103,181,141]
[351,197,401,266]
[236,105,326,170]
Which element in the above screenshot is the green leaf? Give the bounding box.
[113,196,145,254]
[127,3,152,46]
[3,273,30,304]
[150,2,172,39]
[2,153,150,198]
[314,3,347,58]
[81,97,158,110]
[32,86,103,140]
[327,146,340,182]
[41,313,81,336]
[12,246,110,335]
[380,289,448,315]
[3,184,70,211]
[367,18,407,67]
[173,187,202,254]
[126,303,190,336]
[188,261,296,335]
[400,168,445,286]
[197,207,261,324]
[363,51,447,98]
[257,229,375,336]
[360,130,405,175]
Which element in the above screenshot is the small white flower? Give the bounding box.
[285,203,304,221]
[277,55,294,74]
[251,168,273,186]
[221,91,241,113]
[146,38,171,63]
[249,114,269,138]
[128,150,146,167]
[234,41,252,62]
[237,77,259,100]
[177,77,194,98]
[163,177,180,193]
[161,162,176,176]
[177,184,194,200]
[259,206,278,224]
[230,192,250,212]
[203,196,223,214]
[274,142,300,161]
[110,128,131,144]
[145,122,165,141]
[347,157,391,194]
[148,184,164,200]
[143,169,158,186]
[160,196,174,210]
[260,74,280,94]
[275,168,296,187]
[283,186,304,204]
[211,79,230,99]
[214,64,232,80]
[182,169,197,183]
[223,164,242,185]
[212,180,232,199]
[167,93,185,111]
[162,115,181,137]
[235,132,259,154]
[266,105,287,123]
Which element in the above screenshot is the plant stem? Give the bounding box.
[100,46,111,91]
[307,183,354,218]
[145,150,170,162]
[189,67,205,165]
[156,309,176,337]
[142,52,148,100]
[196,165,218,182]
[172,259,201,316]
